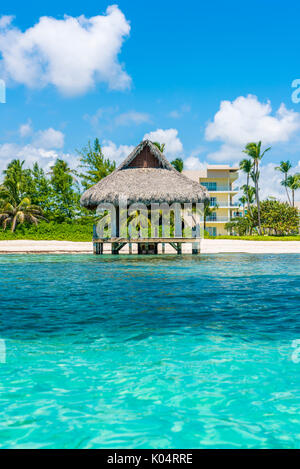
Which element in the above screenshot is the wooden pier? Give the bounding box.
[93,237,202,255]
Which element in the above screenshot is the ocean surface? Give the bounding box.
[0,253,299,449]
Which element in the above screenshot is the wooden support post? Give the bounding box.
[174,203,182,238]
[94,242,103,255]
[112,242,119,255]
[111,206,117,238]
[162,243,165,254]
[116,206,120,237]
[129,242,132,254]
[177,243,182,254]
[192,202,201,255]
[192,242,200,254]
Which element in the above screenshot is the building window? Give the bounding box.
[210,197,217,206]
[207,227,217,236]
[202,182,217,191]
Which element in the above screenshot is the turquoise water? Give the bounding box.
[0,253,300,449]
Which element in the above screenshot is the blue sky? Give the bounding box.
[1,0,300,199]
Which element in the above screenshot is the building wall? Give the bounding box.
[184,168,239,236]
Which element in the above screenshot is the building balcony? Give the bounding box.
[204,185,239,192]
[209,202,240,208]
[206,216,231,223]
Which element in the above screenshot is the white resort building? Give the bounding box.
[183,165,240,236]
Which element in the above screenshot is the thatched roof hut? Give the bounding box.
[80,140,209,209]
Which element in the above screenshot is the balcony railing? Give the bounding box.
[206,216,231,222]
[205,185,239,192]
[209,202,240,207]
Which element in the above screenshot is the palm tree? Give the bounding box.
[285,173,300,207]
[2,159,29,204]
[0,197,46,232]
[239,195,247,216]
[275,160,292,205]
[243,141,271,235]
[152,142,165,153]
[203,201,218,231]
[171,158,184,172]
[246,186,256,208]
[239,158,253,214]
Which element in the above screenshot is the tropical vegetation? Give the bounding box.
[0,138,299,240]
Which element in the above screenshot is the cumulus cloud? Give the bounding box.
[19,120,33,137]
[0,124,74,175]
[0,16,14,29]
[0,143,74,175]
[33,128,64,149]
[143,128,183,156]
[115,111,150,126]
[184,156,207,170]
[0,6,131,96]
[205,95,300,161]
[102,140,135,166]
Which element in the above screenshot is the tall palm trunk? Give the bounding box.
[245,173,253,217]
[255,161,262,235]
[292,189,295,207]
[246,173,250,212]
[285,173,292,206]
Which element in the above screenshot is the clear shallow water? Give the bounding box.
[0,253,300,449]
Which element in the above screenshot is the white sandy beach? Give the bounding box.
[0,239,299,254]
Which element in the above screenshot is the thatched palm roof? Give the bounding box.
[80,140,209,209]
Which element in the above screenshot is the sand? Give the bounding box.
[0,239,299,254]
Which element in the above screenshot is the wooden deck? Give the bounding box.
[93,237,202,255]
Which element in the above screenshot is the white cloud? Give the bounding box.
[206,143,243,162]
[169,110,181,119]
[0,6,131,96]
[0,16,14,29]
[102,140,134,166]
[184,156,206,170]
[143,128,183,156]
[33,128,64,149]
[205,95,300,161]
[19,120,33,137]
[0,143,69,175]
[168,104,191,119]
[0,124,73,175]
[115,111,150,126]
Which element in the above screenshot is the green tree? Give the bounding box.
[1,159,31,204]
[77,138,116,190]
[26,163,52,214]
[239,195,247,215]
[239,158,253,215]
[0,197,46,232]
[243,141,271,235]
[152,142,165,153]
[275,160,292,205]
[49,159,80,220]
[203,201,218,230]
[285,173,300,207]
[171,158,184,172]
[225,217,251,236]
[250,199,299,235]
